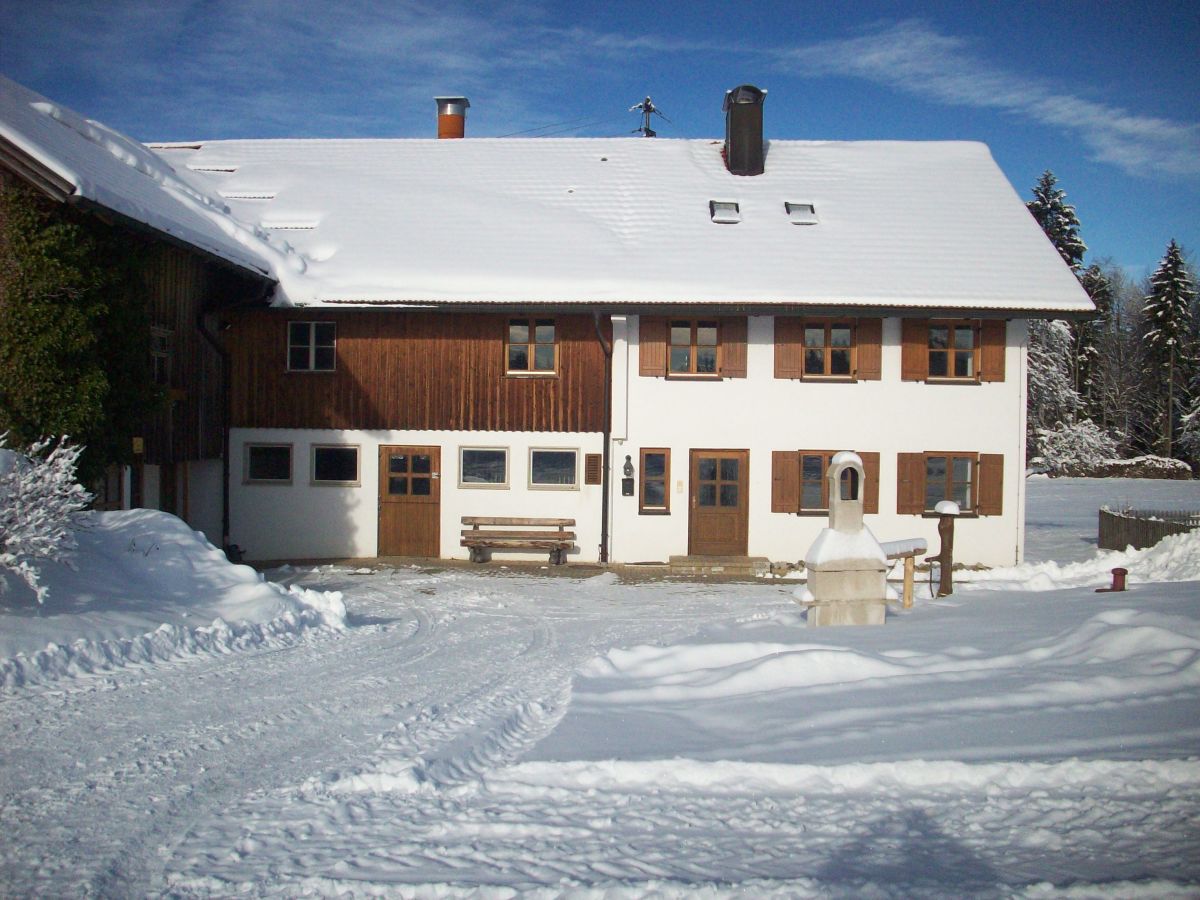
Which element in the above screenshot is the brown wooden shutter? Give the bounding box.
[858,451,880,514]
[639,316,667,376]
[856,318,882,381]
[584,453,603,485]
[978,453,1004,515]
[979,320,1007,382]
[720,316,748,378]
[897,452,925,514]
[901,319,928,382]
[774,317,805,379]
[772,451,800,513]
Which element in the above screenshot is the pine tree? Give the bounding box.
[1025,171,1087,456]
[1076,262,1115,417]
[1027,171,1088,272]
[1141,240,1197,459]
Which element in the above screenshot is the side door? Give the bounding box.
[378,445,440,557]
[688,449,749,556]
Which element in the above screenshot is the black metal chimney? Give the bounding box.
[723,84,767,176]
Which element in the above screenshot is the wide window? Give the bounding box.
[804,321,854,377]
[245,444,292,483]
[507,318,556,373]
[460,447,508,487]
[312,445,359,485]
[639,448,670,514]
[772,450,880,514]
[924,454,975,511]
[530,449,577,489]
[669,320,719,375]
[928,321,977,379]
[288,321,336,372]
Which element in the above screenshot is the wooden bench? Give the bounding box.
[461,517,576,565]
[881,538,928,609]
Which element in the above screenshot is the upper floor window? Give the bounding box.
[669,320,719,375]
[901,318,1006,383]
[507,318,556,374]
[288,321,335,372]
[804,321,854,377]
[928,321,977,379]
[150,326,173,386]
[775,317,881,381]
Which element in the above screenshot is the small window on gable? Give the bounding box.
[785,202,818,225]
[150,326,173,386]
[288,321,336,372]
[709,200,741,224]
[507,318,556,374]
[245,444,292,483]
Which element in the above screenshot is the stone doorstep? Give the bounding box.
[667,555,772,577]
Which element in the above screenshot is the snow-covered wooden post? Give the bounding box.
[796,452,890,627]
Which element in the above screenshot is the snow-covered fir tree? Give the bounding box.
[1026,171,1087,272]
[0,435,92,604]
[1141,240,1197,459]
[1025,171,1086,455]
[1076,262,1115,415]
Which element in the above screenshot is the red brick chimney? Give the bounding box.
[435,96,470,139]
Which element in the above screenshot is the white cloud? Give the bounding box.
[774,20,1200,177]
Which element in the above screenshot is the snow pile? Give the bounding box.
[965,527,1200,591]
[0,509,344,690]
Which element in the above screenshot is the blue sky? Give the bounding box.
[2,0,1197,280]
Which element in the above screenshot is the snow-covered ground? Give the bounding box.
[1,479,1198,896]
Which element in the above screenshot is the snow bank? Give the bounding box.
[965,527,1200,591]
[0,509,344,690]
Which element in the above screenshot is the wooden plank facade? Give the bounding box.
[229,309,610,433]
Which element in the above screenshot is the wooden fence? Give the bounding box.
[1098,507,1200,551]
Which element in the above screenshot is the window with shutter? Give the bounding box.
[901,319,1007,383]
[772,449,879,514]
[897,451,1005,515]
[638,317,668,376]
[774,317,881,381]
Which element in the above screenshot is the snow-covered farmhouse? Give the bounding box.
[1,77,1094,568]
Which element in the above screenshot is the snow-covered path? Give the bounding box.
[3,561,1197,897]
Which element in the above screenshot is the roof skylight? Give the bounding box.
[785,202,818,225]
[709,200,741,224]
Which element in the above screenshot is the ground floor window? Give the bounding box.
[530,449,578,488]
[639,449,670,513]
[924,454,974,511]
[897,451,1003,516]
[245,444,292,483]
[312,445,360,485]
[460,447,508,487]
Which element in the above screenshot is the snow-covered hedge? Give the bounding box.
[0,435,92,603]
[1031,420,1119,476]
[1057,455,1193,480]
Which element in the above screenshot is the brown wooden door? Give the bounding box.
[688,449,749,556]
[378,446,440,557]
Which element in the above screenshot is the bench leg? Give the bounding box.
[469,547,483,564]
[550,548,565,566]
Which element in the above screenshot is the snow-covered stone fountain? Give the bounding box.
[796,452,891,627]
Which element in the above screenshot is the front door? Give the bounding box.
[378,446,440,557]
[688,449,749,556]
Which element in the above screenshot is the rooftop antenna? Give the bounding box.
[630,96,669,137]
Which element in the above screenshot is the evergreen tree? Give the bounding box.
[1025,171,1087,456]
[1141,240,1197,459]
[0,184,159,483]
[1026,170,1087,271]
[1076,262,1115,417]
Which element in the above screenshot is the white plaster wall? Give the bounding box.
[608,316,1029,568]
[230,429,604,562]
[186,459,224,547]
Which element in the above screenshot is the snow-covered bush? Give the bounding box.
[0,435,93,603]
[1031,420,1119,476]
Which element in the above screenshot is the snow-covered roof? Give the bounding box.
[155,135,1095,312]
[0,76,277,280]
